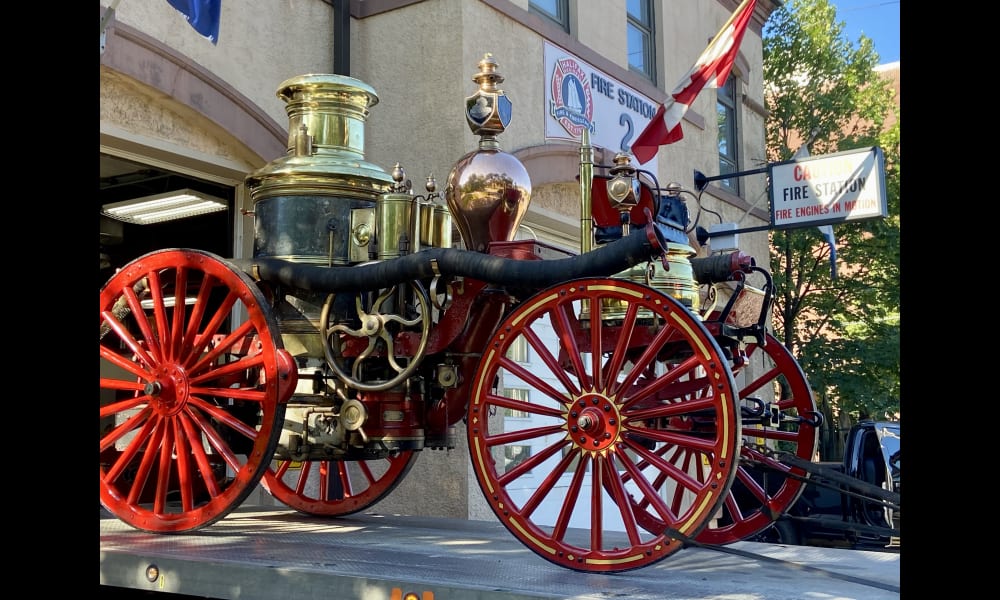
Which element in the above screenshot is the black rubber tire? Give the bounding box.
[754,518,802,545]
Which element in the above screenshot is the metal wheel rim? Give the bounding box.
[100,249,290,532]
[262,452,417,516]
[467,277,740,573]
[696,332,818,545]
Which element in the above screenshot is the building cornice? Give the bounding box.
[99,7,287,164]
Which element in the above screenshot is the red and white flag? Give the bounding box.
[630,0,757,164]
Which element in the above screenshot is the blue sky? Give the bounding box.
[828,1,900,64]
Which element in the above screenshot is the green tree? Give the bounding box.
[762,0,899,459]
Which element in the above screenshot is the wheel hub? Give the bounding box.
[146,364,189,416]
[569,394,620,451]
[360,314,383,336]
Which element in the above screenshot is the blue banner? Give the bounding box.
[167,0,221,44]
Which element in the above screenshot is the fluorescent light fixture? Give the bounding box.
[140,296,198,309]
[102,189,228,225]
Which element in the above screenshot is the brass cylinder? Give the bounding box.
[419,203,435,247]
[652,242,701,311]
[377,193,413,260]
[420,204,453,248]
[579,129,593,255]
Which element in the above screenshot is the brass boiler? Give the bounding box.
[244,75,394,395]
[247,74,394,266]
[244,74,458,392]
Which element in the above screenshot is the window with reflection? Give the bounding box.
[505,335,529,363]
[502,387,531,418]
[530,0,569,33]
[504,445,533,471]
[717,74,741,195]
[627,0,656,82]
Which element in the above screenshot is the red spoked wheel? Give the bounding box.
[695,332,819,545]
[467,278,741,573]
[262,452,417,516]
[100,249,297,532]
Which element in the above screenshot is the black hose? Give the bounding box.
[690,252,756,285]
[234,225,666,293]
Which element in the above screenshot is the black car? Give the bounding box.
[753,420,900,551]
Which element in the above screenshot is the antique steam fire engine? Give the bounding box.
[100,54,821,573]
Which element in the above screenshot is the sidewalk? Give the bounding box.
[101,506,900,600]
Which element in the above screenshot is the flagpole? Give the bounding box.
[101,0,122,34]
[629,0,757,164]
[706,0,754,49]
[101,0,123,54]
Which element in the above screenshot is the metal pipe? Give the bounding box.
[579,129,593,255]
[333,0,350,75]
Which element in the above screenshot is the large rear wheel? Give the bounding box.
[467,278,741,573]
[100,249,296,532]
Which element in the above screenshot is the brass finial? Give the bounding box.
[609,151,635,174]
[471,53,504,92]
[447,53,531,252]
[391,163,412,193]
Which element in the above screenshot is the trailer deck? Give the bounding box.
[100,505,900,600]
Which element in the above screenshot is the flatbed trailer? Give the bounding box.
[100,506,900,600]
